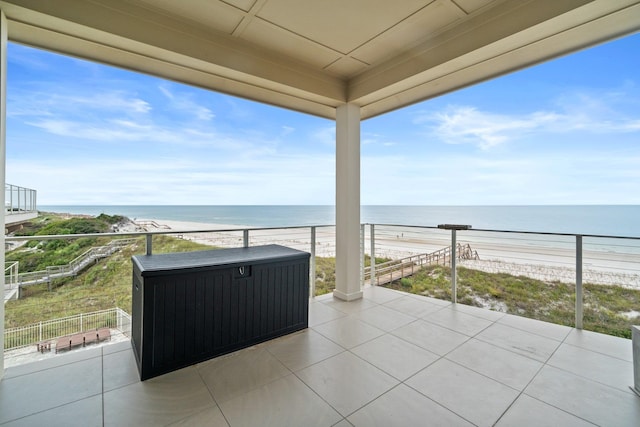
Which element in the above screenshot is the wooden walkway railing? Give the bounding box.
[4,238,137,296]
[365,243,479,286]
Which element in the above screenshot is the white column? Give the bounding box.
[0,10,7,379]
[333,103,362,301]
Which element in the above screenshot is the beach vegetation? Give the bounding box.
[4,219,213,328]
[6,212,124,271]
[385,264,640,338]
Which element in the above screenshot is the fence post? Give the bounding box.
[80,313,84,332]
[576,235,583,329]
[243,229,249,248]
[310,227,316,297]
[370,224,376,286]
[39,321,42,342]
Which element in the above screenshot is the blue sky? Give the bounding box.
[7,32,640,205]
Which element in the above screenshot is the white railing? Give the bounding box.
[5,183,37,214]
[4,261,19,289]
[4,307,131,351]
[7,238,137,288]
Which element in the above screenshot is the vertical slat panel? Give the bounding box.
[133,247,310,380]
[174,277,186,362]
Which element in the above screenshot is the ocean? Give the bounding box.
[38,205,640,237]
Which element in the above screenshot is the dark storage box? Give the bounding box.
[131,244,310,380]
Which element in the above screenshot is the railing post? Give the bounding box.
[243,229,249,248]
[361,224,365,288]
[310,227,316,298]
[370,224,376,286]
[145,234,152,255]
[451,229,457,304]
[576,235,583,329]
[438,224,472,304]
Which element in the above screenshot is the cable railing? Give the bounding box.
[5,222,640,336]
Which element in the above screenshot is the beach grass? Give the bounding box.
[4,235,214,328]
[384,264,640,338]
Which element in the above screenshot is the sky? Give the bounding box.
[6,32,640,206]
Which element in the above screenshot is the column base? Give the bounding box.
[333,289,363,301]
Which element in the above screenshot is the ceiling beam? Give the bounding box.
[352,0,640,119]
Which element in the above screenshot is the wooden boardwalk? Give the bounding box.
[366,243,479,286]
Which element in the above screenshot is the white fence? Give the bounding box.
[4,307,131,351]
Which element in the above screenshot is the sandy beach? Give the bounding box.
[130,218,640,289]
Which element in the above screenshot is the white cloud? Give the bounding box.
[281,126,295,136]
[416,106,559,149]
[417,88,640,150]
[311,126,336,145]
[158,85,214,121]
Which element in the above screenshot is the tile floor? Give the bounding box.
[1,286,639,426]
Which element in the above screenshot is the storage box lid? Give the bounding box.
[132,244,309,276]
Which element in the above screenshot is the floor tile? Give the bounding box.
[475,323,561,362]
[102,347,140,392]
[391,319,469,356]
[103,366,215,427]
[348,384,473,427]
[564,328,632,361]
[495,394,596,427]
[525,365,640,426]
[265,329,344,371]
[423,307,494,336]
[351,334,439,381]
[409,293,452,307]
[167,406,229,426]
[296,351,399,417]
[313,316,385,349]
[497,314,571,341]
[2,346,102,379]
[446,338,543,390]
[0,394,103,427]
[102,340,133,355]
[362,286,404,304]
[0,356,102,424]
[197,346,290,403]
[354,305,416,332]
[406,358,519,427]
[220,374,341,427]
[383,296,443,318]
[548,343,634,393]
[309,300,347,327]
[320,297,378,315]
[450,302,505,321]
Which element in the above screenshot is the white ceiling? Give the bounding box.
[2,0,640,119]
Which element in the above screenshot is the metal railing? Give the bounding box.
[4,307,131,351]
[5,184,37,215]
[9,238,137,289]
[5,222,640,334]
